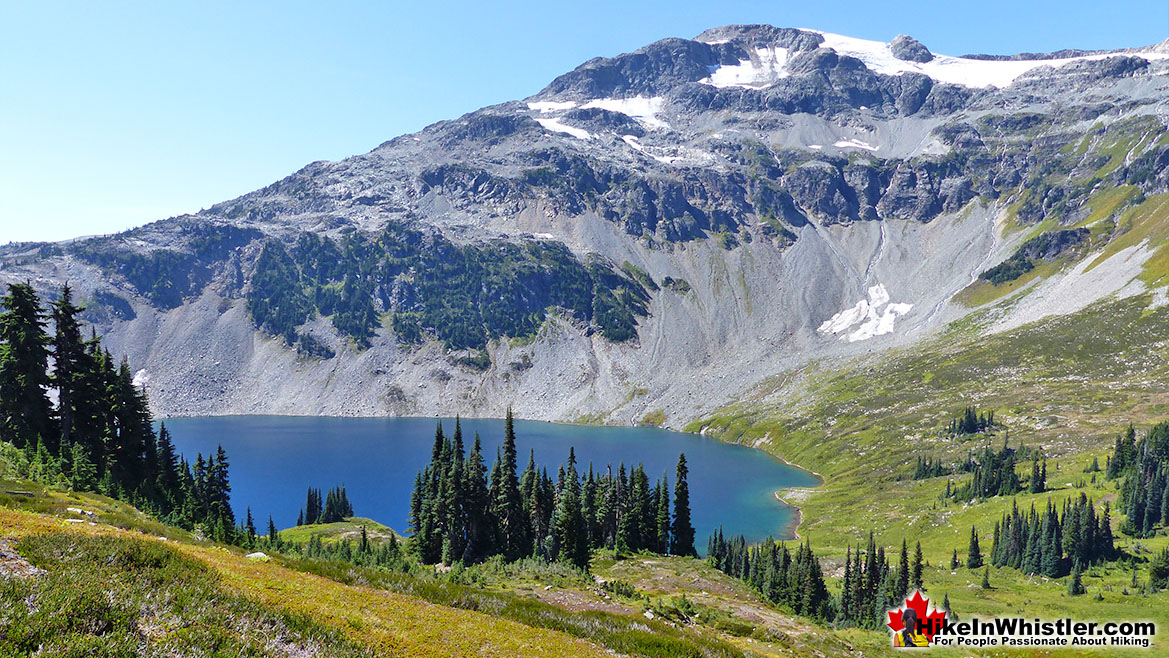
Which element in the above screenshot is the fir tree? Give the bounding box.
[895,539,909,600]
[492,407,529,560]
[670,453,696,557]
[967,526,983,568]
[912,541,924,592]
[0,282,54,450]
[1068,559,1085,596]
[50,285,87,455]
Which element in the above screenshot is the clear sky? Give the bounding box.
[2,1,1166,243]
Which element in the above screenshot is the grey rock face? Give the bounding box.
[890,35,933,63]
[3,24,1169,426]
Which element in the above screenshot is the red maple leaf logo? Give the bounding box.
[887,590,948,642]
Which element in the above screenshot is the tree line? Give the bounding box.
[407,410,695,570]
[943,439,1044,501]
[707,532,832,621]
[707,530,932,628]
[1107,422,1169,538]
[0,283,238,540]
[956,493,1115,593]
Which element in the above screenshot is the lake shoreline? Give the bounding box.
[164,414,811,546]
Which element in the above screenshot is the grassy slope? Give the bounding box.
[688,291,1169,655]
[279,517,401,545]
[0,491,607,658]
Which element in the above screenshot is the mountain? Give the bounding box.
[4,24,1169,424]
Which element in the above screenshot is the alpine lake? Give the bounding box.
[164,416,819,550]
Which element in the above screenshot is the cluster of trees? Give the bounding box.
[248,223,652,354]
[298,528,406,569]
[946,440,1026,501]
[839,534,924,629]
[912,456,953,480]
[408,411,695,570]
[0,283,237,539]
[707,532,832,621]
[947,407,996,436]
[962,494,1115,581]
[1107,422,1169,538]
[297,485,354,526]
[979,252,1034,285]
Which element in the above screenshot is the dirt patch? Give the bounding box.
[524,586,639,616]
[0,539,43,579]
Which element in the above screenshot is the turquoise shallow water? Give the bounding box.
[163,416,818,549]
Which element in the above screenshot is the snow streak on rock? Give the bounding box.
[818,284,914,342]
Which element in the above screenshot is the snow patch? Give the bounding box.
[701,47,790,89]
[818,284,914,342]
[833,138,878,151]
[132,369,150,388]
[527,101,578,113]
[808,144,822,150]
[621,134,645,151]
[535,117,592,140]
[582,96,668,129]
[814,30,1169,89]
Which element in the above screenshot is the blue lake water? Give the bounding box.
[163,416,818,548]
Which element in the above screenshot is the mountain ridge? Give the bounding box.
[3,24,1169,426]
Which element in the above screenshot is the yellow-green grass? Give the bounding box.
[1080,194,1169,285]
[279,517,401,545]
[0,506,607,657]
[955,260,1058,308]
[688,293,1169,653]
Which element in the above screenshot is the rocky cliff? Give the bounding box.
[4,25,1169,427]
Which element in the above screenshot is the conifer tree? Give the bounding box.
[492,407,528,559]
[895,539,909,600]
[245,508,256,542]
[50,285,87,455]
[967,526,983,568]
[1068,559,1085,595]
[670,453,696,557]
[462,432,493,562]
[0,282,54,450]
[654,475,671,553]
[912,541,924,591]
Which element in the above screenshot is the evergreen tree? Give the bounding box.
[461,432,493,562]
[552,447,589,569]
[0,282,54,450]
[492,407,529,559]
[950,548,959,570]
[981,567,991,589]
[268,515,278,544]
[50,285,87,455]
[895,539,909,600]
[654,475,671,554]
[1068,559,1085,596]
[967,526,983,568]
[670,453,696,557]
[912,541,924,592]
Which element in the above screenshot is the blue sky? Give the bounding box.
[2,1,1166,243]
